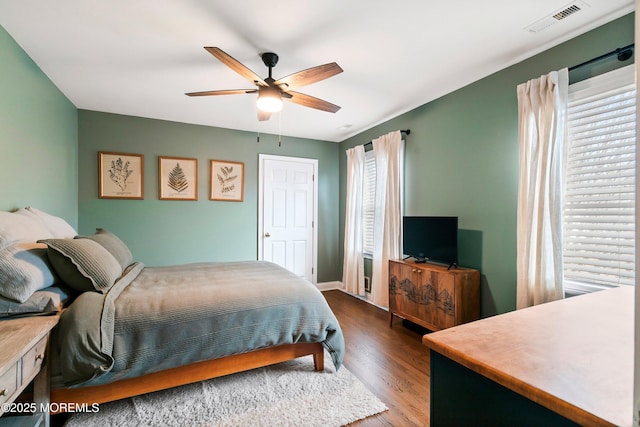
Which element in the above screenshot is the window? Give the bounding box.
[563,65,636,294]
[362,149,376,256]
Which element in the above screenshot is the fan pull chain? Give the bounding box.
[278,109,282,147]
[256,117,261,143]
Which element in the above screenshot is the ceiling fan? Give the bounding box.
[186,47,343,121]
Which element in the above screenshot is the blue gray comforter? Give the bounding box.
[54,261,344,387]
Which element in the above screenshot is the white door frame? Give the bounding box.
[258,154,318,284]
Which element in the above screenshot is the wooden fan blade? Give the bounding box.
[274,62,343,91]
[204,47,268,87]
[185,89,257,97]
[286,91,341,113]
[258,110,272,121]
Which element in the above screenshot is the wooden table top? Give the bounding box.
[422,286,633,427]
[0,315,59,376]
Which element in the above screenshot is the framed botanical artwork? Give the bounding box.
[98,151,144,199]
[158,156,198,201]
[210,160,244,202]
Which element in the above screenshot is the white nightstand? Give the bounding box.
[0,315,59,427]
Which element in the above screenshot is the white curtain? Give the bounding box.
[371,130,404,308]
[342,145,366,295]
[516,69,568,309]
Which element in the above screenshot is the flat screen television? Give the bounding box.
[402,216,458,266]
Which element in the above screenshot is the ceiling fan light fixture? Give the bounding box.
[256,86,283,112]
[188,48,342,120]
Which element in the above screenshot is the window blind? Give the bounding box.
[563,65,636,290]
[362,150,376,255]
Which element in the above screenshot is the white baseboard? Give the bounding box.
[320,281,389,312]
[316,281,342,291]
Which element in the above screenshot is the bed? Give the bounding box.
[0,208,344,412]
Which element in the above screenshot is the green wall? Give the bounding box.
[1,13,634,303]
[77,111,340,282]
[0,25,78,224]
[339,13,635,316]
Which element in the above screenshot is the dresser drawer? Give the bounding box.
[0,363,18,406]
[21,336,47,385]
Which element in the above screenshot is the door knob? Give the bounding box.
[265,232,271,237]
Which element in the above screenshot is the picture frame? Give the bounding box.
[210,160,244,202]
[158,156,198,201]
[98,151,144,199]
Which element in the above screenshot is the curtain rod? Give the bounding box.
[569,44,634,72]
[364,129,410,148]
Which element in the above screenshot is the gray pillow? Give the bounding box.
[38,238,122,293]
[0,285,71,318]
[75,228,133,270]
[0,242,59,303]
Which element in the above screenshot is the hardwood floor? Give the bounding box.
[322,290,431,427]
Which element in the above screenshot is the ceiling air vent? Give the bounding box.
[553,4,582,20]
[525,1,590,33]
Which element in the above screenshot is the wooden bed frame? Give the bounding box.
[50,342,324,414]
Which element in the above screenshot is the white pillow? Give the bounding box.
[0,209,53,246]
[26,207,77,238]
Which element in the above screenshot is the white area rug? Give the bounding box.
[64,354,387,427]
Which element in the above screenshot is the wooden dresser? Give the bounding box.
[388,259,480,331]
[423,286,633,426]
[0,315,59,427]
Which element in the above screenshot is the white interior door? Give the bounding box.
[259,154,317,283]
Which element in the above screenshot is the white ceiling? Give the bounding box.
[0,0,635,142]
